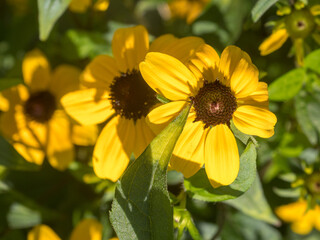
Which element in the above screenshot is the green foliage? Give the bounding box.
[269,68,306,101]
[294,90,318,145]
[305,49,320,74]
[110,106,190,240]
[221,213,282,240]
[7,203,41,229]
[225,174,280,225]
[184,142,257,202]
[251,0,279,22]
[38,0,71,41]
[0,136,40,171]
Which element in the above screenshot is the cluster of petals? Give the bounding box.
[27,219,104,240]
[61,25,210,181]
[69,0,109,13]
[276,200,320,235]
[0,50,97,170]
[259,4,320,60]
[140,44,277,187]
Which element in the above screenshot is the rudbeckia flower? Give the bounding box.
[168,0,210,24]
[28,218,102,240]
[276,200,320,235]
[140,45,277,187]
[0,49,82,170]
[69,0,109,13]
[259,3,320,66]
[61,25,205,181]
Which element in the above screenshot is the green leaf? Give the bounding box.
[269,68,306,101]
[38,0,71,41]
[7,203,41,229]
[305,49,320,74]
[174,208,202,240]
[230,120,250,145]
[64,29,111,59]
[225,174,280,225]
[0,78,22,91]
[294,90,318,145]
[0,136,40,171]
[251,0,279,22]
[307,93,320,136]
[184,141,256,202]
[221,213,282,240]
[110,106,191,240]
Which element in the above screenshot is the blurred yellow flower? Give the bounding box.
[28,219,102,240]
[168,0,210,24]
[276,200,320,235]
[140,45,277,188]
[69,0,109,13]
[61,25,206,181]
[0,49,82,170]
[259,3,320,66]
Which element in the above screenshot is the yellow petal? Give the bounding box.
[0,93,9,112]
[22,49,51,92]
[93,116,135,181]
[205,124,239,187]
[233,105,277,138]
[72,124,99,146]
[112,25,149,72]
[237,82,269,109]
[69,0,90,13]
[81,55,118,90]
[146,101,188,135]
[133,118,155,158]
[311,5,320,16]
[61,88,114,125]
[1,84,29,108]
[291,210,316,235]
[314,206,320,231]
[149,34,178,53]
[171,112,207,178]
[50,65,81,101]
[140,52,197,100]
[93,0,109,11]
[230,57,259,98]
[1,109,19,138]
[161,36,205,65]
[186,43,220,83]
[28,224,61,240]
[13,142,45,166]
[259,29,289,56]
[275,201,307,222]
[47,110,74,170]
[70,219,102,240]
[219,46,253,87]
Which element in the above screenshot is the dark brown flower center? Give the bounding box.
[24,91,56,123]
[109,70,158,121]
[192,80,237,128]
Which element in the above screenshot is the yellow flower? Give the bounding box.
[276,200,320,235]
[69,0,109,13]
[259,4,320,66]
[28,218,102,240]
[140,45,277,187]
[61,25,206,181]
[0,49,81,170]
[168,0,210,24]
